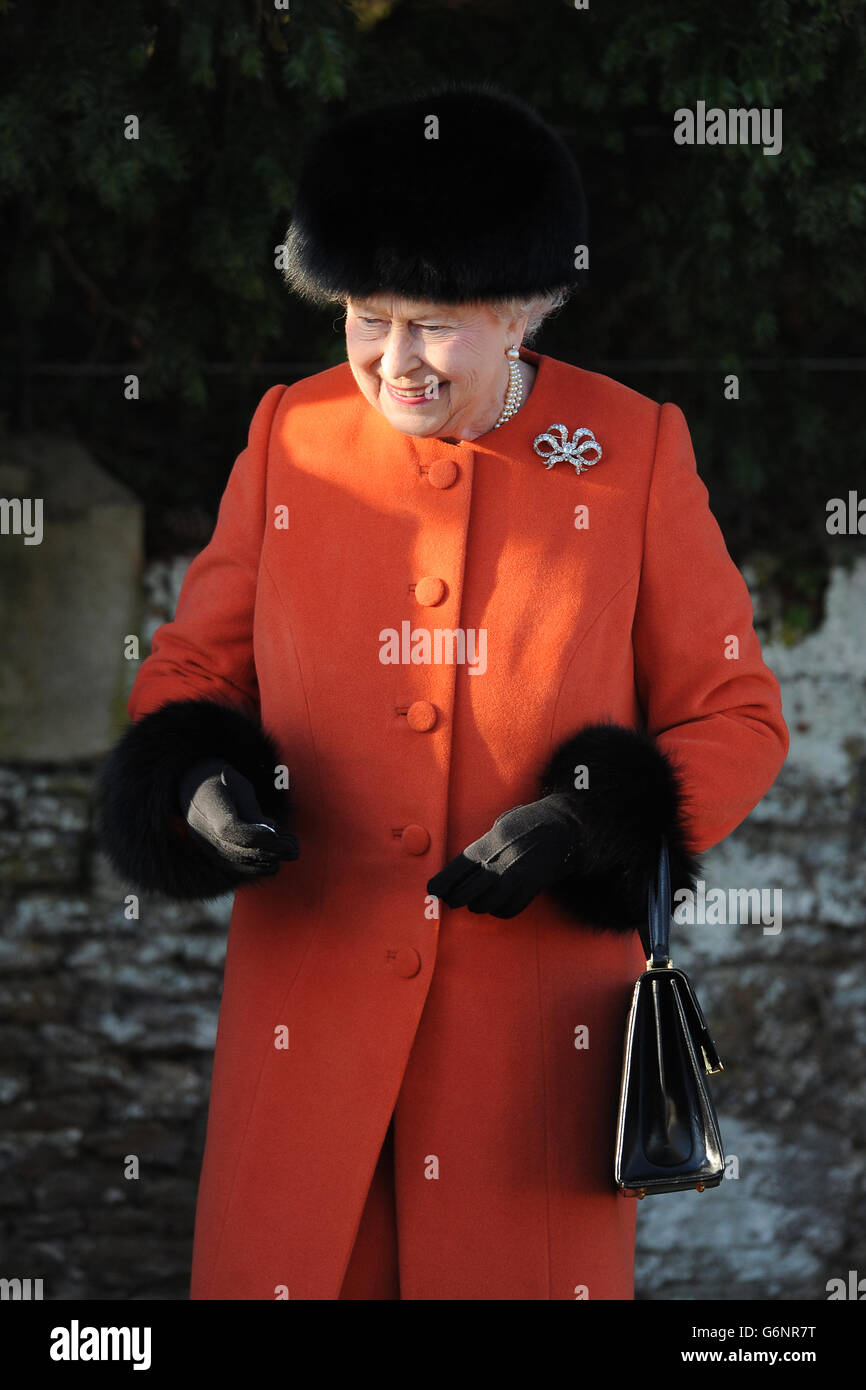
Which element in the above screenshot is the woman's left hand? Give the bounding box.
[426,794,585,919]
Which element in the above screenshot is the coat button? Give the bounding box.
[415,576,446,606]
[406,700,437,732]
[401,824,431,855]
[427,459,459,489]
[394,947,422,979]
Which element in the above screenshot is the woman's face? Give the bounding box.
[345,296,529,441]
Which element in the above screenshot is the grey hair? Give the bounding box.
[488,287,574,345]
[310,283,574,344]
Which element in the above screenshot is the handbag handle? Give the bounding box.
[647,837,671,967]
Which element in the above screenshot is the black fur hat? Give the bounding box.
[284,81,588,306]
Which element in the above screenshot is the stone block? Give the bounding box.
[0,435,143,760]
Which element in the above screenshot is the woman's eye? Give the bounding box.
[355,317,448,331]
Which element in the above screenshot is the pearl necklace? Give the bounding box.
[492,347,524,429]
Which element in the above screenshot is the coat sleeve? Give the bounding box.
[95,383,292,900]
[539,399,789,931]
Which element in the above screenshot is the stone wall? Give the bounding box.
[636,557,866,1300]
[0,754,231,1299]
[1,555,864,1301]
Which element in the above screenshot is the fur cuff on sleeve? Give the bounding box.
[538,721,701,935]
[96,697,290,901]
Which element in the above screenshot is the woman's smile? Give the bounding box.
[384,380,448,405]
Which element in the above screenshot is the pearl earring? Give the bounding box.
[493,345,524,429]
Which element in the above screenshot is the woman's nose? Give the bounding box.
[380,326,421,383]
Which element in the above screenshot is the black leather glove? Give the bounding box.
[178,757,299,878]
[426,793,584,919]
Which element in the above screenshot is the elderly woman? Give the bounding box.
[97,83,788,1301]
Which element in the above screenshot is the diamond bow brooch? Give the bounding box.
[532,423,602,475]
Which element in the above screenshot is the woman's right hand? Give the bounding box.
[178,757,299,877]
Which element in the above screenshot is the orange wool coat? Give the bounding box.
[111,348,788,1300]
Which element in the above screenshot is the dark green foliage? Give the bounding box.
[1,0,863,628]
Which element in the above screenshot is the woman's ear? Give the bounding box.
[504,304,531,349]
[490,298,527,350]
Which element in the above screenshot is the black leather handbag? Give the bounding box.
[614,839,726,1197]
